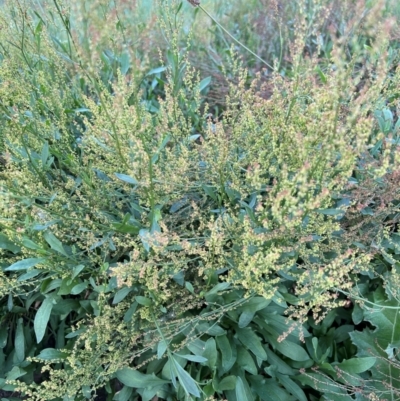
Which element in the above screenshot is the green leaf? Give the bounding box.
[186,338,206,356]
[236,328,267,360]
[41,141,49,166]
[196,322,226,336]
[236,376,254,401]
[0,233,20,253]
[178,354,208,363]
[202,184,218,201]
[34,297,54,343]
[248,375,291,401]
[146,66,166,75]
[216,335,233,371]
[135,296,152,306]
[5,257,46,271]
[334,325,354,343]
[352,303,364,325]
[112,219,140,235]
[73,108,90,114]
[52,299,79,315]
[349,286,400,397]
[185,281,194,294]
[113,287,131,304]
[0,326,8,348]
[198,76,211,92]
[363,290,400,344]
[171,355,200,397]
[336,357,376,374]
[315,65,327,84]
[58,277,79,295]
[6,366,27,381]
[239,311,255,328]
[70,282,87,295]
[71,264,85,280]
[65,326,86,339]
[218,375,237,391]
[139,229,151,252]
[157,340,168,359]
[261,313,310,339]
[205,282,230,297]
[113,385,133,401]
[44,231,67,256]
[115,368,169,388]
[41,278,62,294]
[123,301,138,322]
[241,297,271,313]
[237,346,258,375]
[119,52,130,75]
[7,293,13,311]
[277,374,307,401]
[37,348,69,360]
[266,334,310,362]
[115,173,138,185]
[17,269,41,281]
[203,338,217,369]
[22,237,41,250]
[375,108,393,133]
[15,318,25,362]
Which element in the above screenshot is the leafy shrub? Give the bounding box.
[1,0,400,400]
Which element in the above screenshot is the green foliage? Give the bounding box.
[350,286,400,400]
[0,0,400,400]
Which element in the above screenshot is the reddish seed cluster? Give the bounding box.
[187,0,200,6]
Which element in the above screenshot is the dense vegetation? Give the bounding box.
[1,0,400,400]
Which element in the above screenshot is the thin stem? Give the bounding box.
[198,5,274,70]
[336,288,400,310]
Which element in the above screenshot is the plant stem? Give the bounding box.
[198,5,274,70]
[336,288,400,310]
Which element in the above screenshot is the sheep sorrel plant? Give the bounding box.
[1,0,400,400]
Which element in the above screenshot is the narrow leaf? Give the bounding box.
[336,357,376,374]
[278,374,307,401]
[116,367,169,388]
[34,297,54,343]
[70,282,87,295]
[157,340,168,359]
[113,385,133,401]
[146,66,166,75]
[203,338,217,369]
[236,328,267,360]
[44,231,67,255]
[236,376,254,401]
[18,269,41,281]
[178,354,208,363]
[113,287,131,304]
[115,173,138,185]
[216,335,233,371]
[15,318,25,362]
[0,233,21,253]
[135,296,152,306]
[5,257,46,271]
[37,348,69,360]
[198,76,211,92]
[218,375,236,391]
[172,356,200,397]
[267,334,310,362]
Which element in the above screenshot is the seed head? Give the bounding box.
[187,0,200,7]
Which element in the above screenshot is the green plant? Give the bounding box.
[1,1,400,401]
